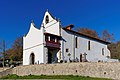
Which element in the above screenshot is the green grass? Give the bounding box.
[1,74,112,80]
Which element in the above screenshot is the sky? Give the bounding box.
[0,0,120,48]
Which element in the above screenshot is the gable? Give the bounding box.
[41,10,60,36]
[23,22,44,50]
[25,22,40,38]
[42,10,56,26]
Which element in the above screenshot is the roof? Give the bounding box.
[63,28,110,44]
[44,32,61,38]
[65,24,74,29]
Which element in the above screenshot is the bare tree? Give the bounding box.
[5,37,23,61]
[108,41,120,59]
[101,30,114,43]
[76,27,99,38]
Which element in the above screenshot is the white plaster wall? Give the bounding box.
[23,23,44,65]
[45,21,60,36]
[61,28,111,62]
[61,29,75,61]
[85,40,110,61]
[23,45,44,65]
[23,23,44,49]
[42,11,60,36]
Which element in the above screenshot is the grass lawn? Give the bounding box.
[0,74,112,80]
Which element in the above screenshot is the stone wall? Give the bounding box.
[0,68,10,72]
[1,62,120,79]
[0,68,13,77]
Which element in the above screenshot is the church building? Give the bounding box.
[23,10,117,65]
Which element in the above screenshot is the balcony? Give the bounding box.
[44,33,61,48]
[46,41,60,48]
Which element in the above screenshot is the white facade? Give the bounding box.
[61,28,110,62]
[23,10,117,65]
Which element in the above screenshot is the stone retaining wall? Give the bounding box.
[0,68,10,72]
[1,62,120,79]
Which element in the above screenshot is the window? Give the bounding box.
[45,36,48,41]
[88,41,90,50]
[50,36,55,42]
[55,37,57,42]
[102,48,104,55]
[66,48,69,52]
[75,37,78,48]
[45,15,49,24]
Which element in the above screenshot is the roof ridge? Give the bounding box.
[63,28,110,44]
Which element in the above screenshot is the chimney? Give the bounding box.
[65,24,74,30]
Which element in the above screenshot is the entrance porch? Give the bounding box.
[47,48,60,63]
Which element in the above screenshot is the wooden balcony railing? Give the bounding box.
[46,41,60,48]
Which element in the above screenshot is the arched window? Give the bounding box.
[30,53,35,64]
[45,15,49,24]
